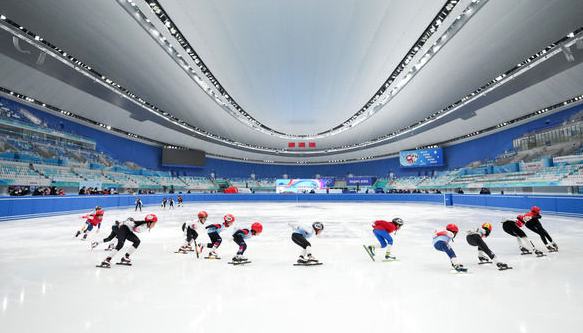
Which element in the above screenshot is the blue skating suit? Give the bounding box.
[206,223,227,234]
[433,230,456,259]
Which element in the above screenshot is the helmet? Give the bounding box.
[198,211,208,219]
[145,214,158,228]
[531,206,541,213]
[224,213,235,225]
[481,222,492,237]
[251,222,263,234]
[392,217,404,226]
[95,206,102,210]
[312,222,324,231]
[446,223,459,234]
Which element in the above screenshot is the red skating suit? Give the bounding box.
[84,209,105,226]
[372,220,398,233]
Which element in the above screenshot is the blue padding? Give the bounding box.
[0,194,445,220]
[2,193,583,221]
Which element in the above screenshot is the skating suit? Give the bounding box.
[433,230,456,258]
[291,225,314,239]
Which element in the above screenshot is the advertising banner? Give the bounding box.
[399,148,444,168]
[276,179,331,193]
[346,177,376,186]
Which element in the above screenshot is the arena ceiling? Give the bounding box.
[1,0,583,164]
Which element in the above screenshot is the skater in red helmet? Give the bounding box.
[97,214,158,268]
[522,206,557,252]
[177,210,208,254]
[75,206,105,240]
[433,224,466,272]
[230,222,263,263]
[202,213,235,259]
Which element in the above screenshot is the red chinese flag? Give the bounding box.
[288,142,296,148]
[309,142,316,148]
[298,142,306,148]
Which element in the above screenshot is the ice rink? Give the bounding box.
[1,201,582,333]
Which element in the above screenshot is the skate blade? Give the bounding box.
[116,262,132,266]
[498,266,513,271]
[228,261,251,265]
[381,259,398,262]
[362,245,376,262]
[204,256,221,260]
[293,262,323,266]
[174,251,189,254]
[449,269,469,274]
[478,261,493,265]
[95,264,111,269]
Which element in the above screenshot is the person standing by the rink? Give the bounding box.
[177,195,184,207]
[135,198,143,212]
[161,197,168,209]
[522,206,558,252]
[169,198,175,209]
[97,214,158,268]
[289,222,324,264]
[433,224,466,272]
[75,206,105,240]
[365,218,403,260]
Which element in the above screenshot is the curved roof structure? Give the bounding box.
[1,0,583,163]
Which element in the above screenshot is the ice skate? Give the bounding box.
[82,233,88,240]
[384,251,396,261]
[117,255,132,266]
[534,249,546,257]
[231,255,248,262]
[297,255,308,264]
[551,242,559,251]
[363,245,376,261]
[367,245,376,256]
[75,231,81,238]
[106,242,115,251]
[520,247,532,255]
[496,262,512,271]
[96,258,111,268]
[91,241,99,249]
[307,254,318,263]
[205,251,220,259]
[547,243,558,252]
[196,243,204,255]
[478,255,491,264]
[452,263,468,273]
[175,246,189,254]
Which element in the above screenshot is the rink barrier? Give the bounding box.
[1,193,583,221]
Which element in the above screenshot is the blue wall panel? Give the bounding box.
[2,193,583,221]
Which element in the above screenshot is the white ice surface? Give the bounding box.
[0,202,583,333]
